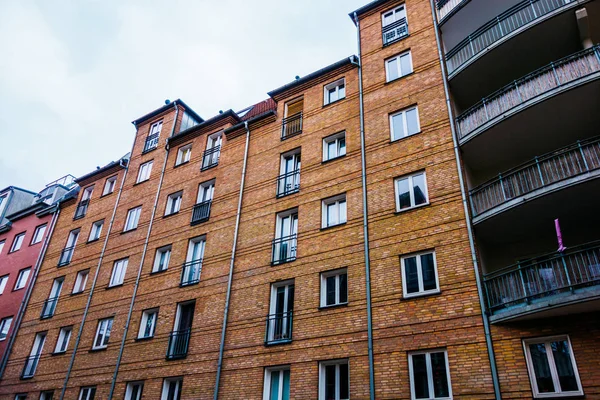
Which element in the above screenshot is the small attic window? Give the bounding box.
[237,107,253,119]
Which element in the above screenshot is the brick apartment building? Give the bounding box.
[0,0,599,399]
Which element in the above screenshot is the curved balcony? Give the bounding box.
[436,0,470,22]
[456,46,600,143]
[470,137,600,223]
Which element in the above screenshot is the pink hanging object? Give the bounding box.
[555,218,566,252]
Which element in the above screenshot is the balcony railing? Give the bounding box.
[382,18,408,46]
[201,146,220,170]
[436,0,468,21]
[281,113,303,140]
[40,297,58,319]
[272,234,297,265]
[143,133,159,153]
[57,246,75,266]
[447,0,576,75]
[457,46,600,140]
[180,259,202,286]
[265,311,293,345]
[485,241,600,313]
[166,328,191,359]
[276,170,300,198]
[191,200,211,225]
[21,355,40,379]
[73,199,89,220]
[470,137,600,217]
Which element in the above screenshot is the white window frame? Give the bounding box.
[161,377,183,400]
[40,391,54,400]
[92,318,113,350]
[320,268,348,307]
[324,78,346,105]
[322,194,347,228]
[390,106,420,141]
[382,4,406,27]
[386,51,413,82]
[176,144,192,166]
[81,186,94,201]
[523,335,583,398]
[54,326,72,353]
[0,240,4,255]
[31,224,47,245]
[78,387,96,400]
[408,349,453,400]
[153,245,172,273]
[263,366,291,400]
[149,120,163,136]
[323,131,346,162]
[109,258,128,287]
[10,232,26,252]
[138,308,159,339]
[88,220,104,242]
[165,191,183,216]
[401,251,440,298]
[124,207,141,231]
[318,359,350,400]
[125,382,144,400]
[14,267,31,290]
[0,274,9,295]
[394,171,429,212]
[73,270,89,294]
[197,180,215,204]
[0,316,13,340]
[137,161,153,183]
[103,176,117,195]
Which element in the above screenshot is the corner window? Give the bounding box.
[263,367,291,400]
[73,270,89,294]
[401,251,439,298]
[14,267,31,290]
[109,258,128,287]
[161,377,183,400]
[92,318,113,350]
[320,269,348,307]
[137,161,153,183]
[54,326,72,353]
[0,274,9,295]
[323,132,346,162]
[88,220,104,242]
[103,175,117,195]
[124,207,142,231]
[10,232,26,253]
[386,51,413,82]
[153,245,172,273]
[322,194,347,228]
[408,349,452,400]
[78,387,96,400]
[390,106,420,141]
[523,336,583,398]
[125,382,144,400]
[0,316,13,340]
[319,360,349,400]
[324,78,346,105]
[31,224,47,245]
[395,172,428,211]
[165,191,183,216]
[138,309,158,339]
[176,144,192,166]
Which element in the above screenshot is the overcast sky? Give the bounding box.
[0,0,367,192]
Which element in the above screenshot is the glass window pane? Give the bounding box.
[339,138,346,156]
[413,174,427,205]
[387,58,399,81]
[282,370,291,400]
[339,85,345,99]
[404,257,419,294]
[529,343,555,393]
[339,201,347,223]
[270,370,280,400]
[412,354,430,399]
[339,363,349,399]
[551,340,579,392]
[400,53,412,76]
[397,178,411,209]
[392,113,405,140]
[325,365,336,400]
[328,141,337,160]
[327,203,338,225]
[326,276,336,306]
[431,352,450,398]
[421,254,437,291]
[406,108,419,135]
[339,273,348,303]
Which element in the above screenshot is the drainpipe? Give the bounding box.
[0,205,60,379]
[428,2,502,399]
[108,102,179,399]
[213,121,250,400]
[352,12,376,400]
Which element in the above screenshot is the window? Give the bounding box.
[176,144,192,166]
[165,191,183,216]
[81,186,94,201]
[54,326,72,353]
[88,220,104,242]
[390,106,420,141]
[321,269,348,307]
[109,258,128,287]
[0,240,4,255]
[150,120,163,136]
[22,332,46,378]
[103,176,117,195]
[319,360,349,400]
[14,267,31,290]
[153,245,171,273]
[0,316,13,340]
[382,5,408,45]
[408,349,452,400]
[161,377,183,400]
[138,309,158,339]
[180,112,199,132]
[92,318,113,349]
[272,210,298,264]
[201,132,222,170]
[322,194,347,228]
[15,394,27,400]
[78,387,96,400]
[266,281,294,344]
[0,275,8,295]
[324,78,346,105]
[401,251,439,298]
[125,382,144,400]
[386,51,413,82]
[282,98,304,139]
[137,161,153,183]
[59,229,79,266]
[323,132,346,162]
[277,150,301,197]
[168,302,195,360]
[523,336,583,397]
[73,270,89,294]
[395,172,428,211]
[39,391,54,400]
[10,232,26,252]
[263,367,291,400]
[31,224,47,245]
[382,5,406,26]
[41,277,64,318]
[124,207,141,231]
[193,180,215,224]
[181,237,205,286]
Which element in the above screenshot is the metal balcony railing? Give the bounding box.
[166,328,191,359]
[191,200,211,225]
[73,199,89,220]
[457,46,600,139]
[447,0,577,75]
[281,113,303,140]
[470,137,600,217]
[143,133,159,152]
[57,246,75,266]
[180,259,202,286]
[265,311,293,345]
[40,297,58,319]
[201,146,220,170]
[21,355,40,379]
[485,241,600,312]
[436,0,467,21]
[382,18,408,46]
[272,234,297,265]
[276,170,300,198]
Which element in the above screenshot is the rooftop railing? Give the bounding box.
[73,199,89,220]
[457,46,600,140]
[166,328,191,360]
[191,200,211,225]
[40,297,58,319]
[57,246,75,267]
[382,18,408,46]
[265,311,293,345]
[143,133,159,153]
[436,0,467,21]
[180,259,202,287]
[272,234,297,265]
[201,146,220,170]
[281,113,303,140]
[276,170,300,198]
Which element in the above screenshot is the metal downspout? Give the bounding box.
[0,206,60,379]
[107,102,179,399]
[428,3,502,398]
[213,121,250,400]
[352,12,376,400]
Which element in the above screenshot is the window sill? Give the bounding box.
[141,147,157,155]
[133,180,150,186]
[321,154,346,165]
[271,258,297,267]
[106,284,124,290]
[8,250,20,254]
[276,189,300,199]
[200,163,218,172]
[320,222,347,231]
[385,71,414,85]
[87,238,100,244]
[401,290,441,301]
[121,228,138,235]
[382,33,410,48]
[50,351,67,356]
[280,131,302,141]
[134,336,154,342]
[70,291,85,296]
[318,302,348,311]
[100,192,114,199]
[390,130,422,144]
[531,394,584,399]
[12,287,25,292]
[264,339,293,347]
[322,97,346,109]
[163,211,179,219]
[173,161,189,169]
[394,202,430,215]
[89,347,108,353]
[150,269,168,276]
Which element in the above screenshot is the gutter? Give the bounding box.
[427,2,502,398]
[352,12,376,400]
